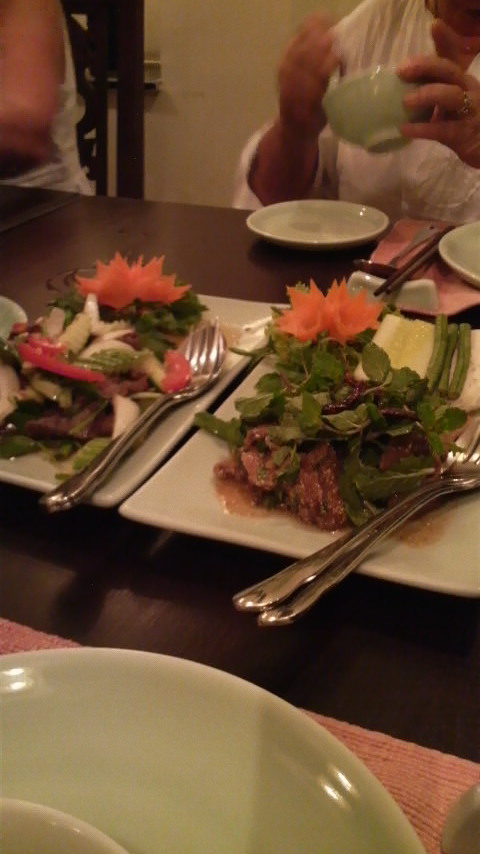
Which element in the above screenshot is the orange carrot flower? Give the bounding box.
[274,278,383,344]
[75,253,190,310]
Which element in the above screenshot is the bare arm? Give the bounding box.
[249,14,339,205]
[0,0,64,177]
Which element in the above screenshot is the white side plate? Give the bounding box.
[247,200,389,249]
[439,222,480,289]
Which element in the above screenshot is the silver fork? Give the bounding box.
[233,416,480,622]
[40,319,226,513]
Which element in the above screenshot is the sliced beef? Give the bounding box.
[215,425,347,531]
[96,373,149,399]
[282,443,347,530]
[24,405,113,440]
[379,431,432,471]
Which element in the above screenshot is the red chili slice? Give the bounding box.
[26,335,67,356]
[160,349,191,393]
[17,341,106,383]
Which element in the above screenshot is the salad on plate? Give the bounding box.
[0,253,205,475]
[195,278,478,530]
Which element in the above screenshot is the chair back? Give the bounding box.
[62,0,144,198]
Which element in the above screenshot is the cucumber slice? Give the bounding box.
[29,374,72,408]
[355,314,434,381]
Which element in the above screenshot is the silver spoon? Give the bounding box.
[254,418,480,626]
[441,783,480,854]
[39,319,226,512]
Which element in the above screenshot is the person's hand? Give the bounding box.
[397,19,480,168]
[277,13,340,142]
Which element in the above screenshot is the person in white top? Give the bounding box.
[233,0,480,224]
[0,0,92,193]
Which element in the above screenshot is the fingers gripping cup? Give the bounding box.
[323,66,430,154]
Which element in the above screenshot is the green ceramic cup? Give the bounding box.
[323,65,430,154]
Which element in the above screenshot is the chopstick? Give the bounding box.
[373,224,454,298]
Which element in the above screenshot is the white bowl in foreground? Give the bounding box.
[1,648,426,854]
[1,798,129,854]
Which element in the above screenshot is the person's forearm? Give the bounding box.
[0,0,63,173]
[249,119,319,205]
[0,124,52,177]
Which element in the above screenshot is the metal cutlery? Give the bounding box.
[353,223,439,277]
[353,259,398,277]
[233,415,480,625]
[383,223,439,266]
[40,319,226,513]
[373,225,454,298]
[258,468,480,626]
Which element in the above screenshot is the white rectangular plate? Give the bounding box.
[0,295,272,507]
[120,363,480,597]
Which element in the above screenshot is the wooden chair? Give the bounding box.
[62,0,145,198]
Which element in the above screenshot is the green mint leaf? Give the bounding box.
[360,342,391,384]
[322,403,370,435]
[435,406,467,434]
[193,412,244,447]
[235,392,284,422]
[255,372,284,394]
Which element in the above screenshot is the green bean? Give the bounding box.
[426,314,448,392]
[448,323,471,399]
[438,323,458,395]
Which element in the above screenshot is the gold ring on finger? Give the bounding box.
[457,90,473,118]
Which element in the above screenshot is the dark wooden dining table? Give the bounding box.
[1,186,479,763]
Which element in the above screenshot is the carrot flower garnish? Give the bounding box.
[274,278,383,344]
[75,253,190,310]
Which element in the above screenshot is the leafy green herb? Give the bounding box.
[0,435,40,458]
[193,412,244,447]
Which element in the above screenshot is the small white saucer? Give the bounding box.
[346,271,439,315]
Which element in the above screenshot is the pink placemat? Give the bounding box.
[1,617,478,854]
[371,218,480,316]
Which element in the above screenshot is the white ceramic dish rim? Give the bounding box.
[120,360,480,598]
[1,647,427,854]
[438,222,480,289]
[246,200,390,249]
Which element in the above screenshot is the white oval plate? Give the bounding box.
[1,648,426,854]
[0,296,27,339]
[246,200,389,249]
[439,222,480,289]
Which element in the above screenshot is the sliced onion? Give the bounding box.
[0,364,21,423]
[97,328,134,341]
[80,339,135,359]
[83,293,100,327]
[112,394,140,438]
[43,307,66,339]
